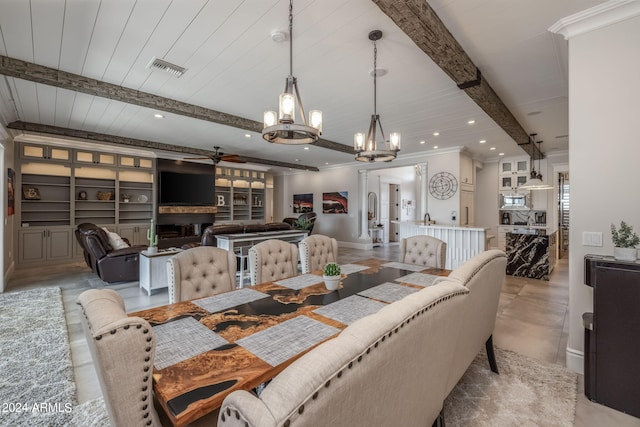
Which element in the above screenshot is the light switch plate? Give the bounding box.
[582,231,603,247]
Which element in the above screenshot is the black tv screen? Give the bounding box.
[159,171,215,205]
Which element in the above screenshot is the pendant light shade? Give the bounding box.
[262,0,322,144]
[519,134,553,190]
[354,30,400,162]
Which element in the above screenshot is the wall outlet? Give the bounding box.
[451,210,457,221]
[582,231,603,247]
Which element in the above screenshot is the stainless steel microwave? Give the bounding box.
[501,193,530,209]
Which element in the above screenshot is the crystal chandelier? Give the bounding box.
[354,30,400,162]
[262,0,322,145]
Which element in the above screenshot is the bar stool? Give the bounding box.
[235,245,251,287]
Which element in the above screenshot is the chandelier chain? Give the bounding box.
[373,40,377,116]
[288,0,293,77]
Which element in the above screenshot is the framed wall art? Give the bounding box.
[322,191,348,214]
[293,193,313,213]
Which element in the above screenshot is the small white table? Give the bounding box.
[139,248,182,296]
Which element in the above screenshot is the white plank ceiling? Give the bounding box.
[0,0,605,171]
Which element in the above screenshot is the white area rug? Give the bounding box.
[0,287,77,426]
[444,347,578,426]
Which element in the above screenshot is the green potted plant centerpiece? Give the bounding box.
[611,221,639,261]
[323,262,341,291]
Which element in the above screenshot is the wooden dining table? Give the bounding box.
[130,258,450,426]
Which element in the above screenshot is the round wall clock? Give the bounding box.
[429,172,458,200]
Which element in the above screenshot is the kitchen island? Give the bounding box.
[506,228,557,280]
[397,222,490,269]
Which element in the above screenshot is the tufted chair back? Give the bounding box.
[77,289,160,427]
[299,235,338,274]
[167,246,236,304]
[248,239,299,285]
[399,235,447,269]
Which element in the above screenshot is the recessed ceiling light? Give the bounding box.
[433,145,439,149]
[303,147,310,150]
[244,133,251,138]
[467,119,476,125]
[527,111,542,116]
[154,113,164,119]
[490,147,496,150]
[499,152,505,156]
[295,159,300,162]
[479,139,486,144]
[433,132,439,136]
[325,162,329,165]
[420,140,426,144]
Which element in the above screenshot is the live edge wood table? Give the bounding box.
[130,258,450,426]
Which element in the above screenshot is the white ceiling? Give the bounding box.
[0,0,605,172]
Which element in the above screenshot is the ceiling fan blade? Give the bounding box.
[183,156,211,161]
[220,154,245,163]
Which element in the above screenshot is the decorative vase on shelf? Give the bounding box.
[613,247,637,262]
[323,262,341,291]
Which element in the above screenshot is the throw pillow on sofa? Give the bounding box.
[102,227,130,250]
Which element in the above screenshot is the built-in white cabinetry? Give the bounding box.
[460,190,475,226]
[499,156,529,192]
[215,167,265,222]
[497,225,515,251]
[118,224,151,246]
[119,155,154,169]
[460,154,474,190]
[16,142,155,266]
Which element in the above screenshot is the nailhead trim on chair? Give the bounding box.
[78,304,156,427]
[282,290,468,426]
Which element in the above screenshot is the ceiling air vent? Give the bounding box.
[147,57,187,78]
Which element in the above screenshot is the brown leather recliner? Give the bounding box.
[75,223,146,283]
[200,224,245,247]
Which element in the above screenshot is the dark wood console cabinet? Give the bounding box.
[584,255,640,418]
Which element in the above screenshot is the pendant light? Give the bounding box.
[354,30,400,162]
[262,0,322,144]
[519,134,553,190]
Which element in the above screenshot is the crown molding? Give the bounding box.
[549,0,640,40]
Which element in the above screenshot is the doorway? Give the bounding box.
[388,184,400,242]
[558,172,569,258]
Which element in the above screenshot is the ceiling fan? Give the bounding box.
[181,146,320,171]
[183,146,245,165]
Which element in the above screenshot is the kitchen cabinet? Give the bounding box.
[497,226,515,251]
[460,154,474,190]
[18,228,73,264]
[499,156,530,192]
[460,190,474,226]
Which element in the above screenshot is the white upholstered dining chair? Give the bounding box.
[77,289,161,427]
[399,235,447,269]
[299,234,338,274]
[248,239,299,285]
[167,246,236,304]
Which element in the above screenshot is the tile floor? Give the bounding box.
[5,245,640,426]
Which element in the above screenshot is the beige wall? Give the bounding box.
[565,12,640,372]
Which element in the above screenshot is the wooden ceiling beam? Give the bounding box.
[371,0,541,160]
[0,55,354,156]
[6,120,319,171]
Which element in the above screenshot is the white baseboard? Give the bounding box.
[566,346,584,374]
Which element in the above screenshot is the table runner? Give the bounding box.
[236,316,339,366]
[358,282,420,303]
[313,294,387,325]
[193,288,270,313]
[153,317,229,370]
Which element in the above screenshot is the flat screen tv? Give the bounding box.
[159,171,215,205]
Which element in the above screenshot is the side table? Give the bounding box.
[369,227,384,247]
[139,248,182,296]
